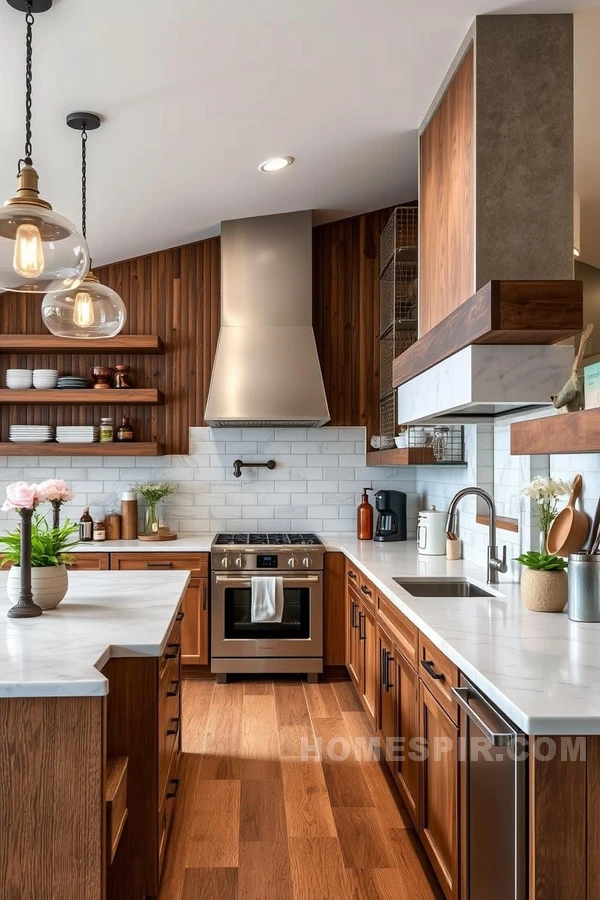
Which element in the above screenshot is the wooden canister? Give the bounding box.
[105,513,122,542]
[120,491,138,540]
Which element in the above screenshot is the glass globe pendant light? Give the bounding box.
[41,113,127,339]
[0,0,90,293]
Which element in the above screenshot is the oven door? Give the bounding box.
[211,573,323,658]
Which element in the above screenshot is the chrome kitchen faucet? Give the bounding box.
[445,488,508,584]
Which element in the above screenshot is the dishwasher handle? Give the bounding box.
[451,686,515,747]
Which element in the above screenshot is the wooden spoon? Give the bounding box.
[546,475,589,557]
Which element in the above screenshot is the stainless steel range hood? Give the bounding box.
[205,210,330,427]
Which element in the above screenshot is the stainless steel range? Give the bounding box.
[210,533,325,683]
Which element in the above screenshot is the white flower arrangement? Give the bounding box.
[521,476,571,549]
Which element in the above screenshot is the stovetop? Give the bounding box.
[213,532,323,548]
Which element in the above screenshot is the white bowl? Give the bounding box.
[33,378,58,389]
[7,369,32,376]
[33,369,59,375]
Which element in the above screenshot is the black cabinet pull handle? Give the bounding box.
[381,647,387,686]
[361,584,371,596]
[359,612,366,641]
[176,610,184,622]
[147,561,174,568]
[421,659,445,681]
[386,655,394,692]
[202,582,208,611]
[348,571,357,580]
[167,679,180,697]
[167,778,180,800]
[350,601,358,629]
[167,716,180,736]
[164,642,181,659]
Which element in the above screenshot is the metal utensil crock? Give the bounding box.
[568,553,600,622]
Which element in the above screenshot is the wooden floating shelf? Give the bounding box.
[0,389,163,405]
[393,280,583,388]
[0,334,163,354]
[0,442,164,457]
[367,447,435,466]
[511,408,600,455]
[476,513,519,533]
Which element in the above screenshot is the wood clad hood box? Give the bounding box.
[396,14,583,425]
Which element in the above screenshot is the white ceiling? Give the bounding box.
[0,0,588,265]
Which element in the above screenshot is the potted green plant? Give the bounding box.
[515,550,568,613]
[135,481,177,534]
[1,511,79,611]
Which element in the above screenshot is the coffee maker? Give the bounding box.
[374,490,407,542]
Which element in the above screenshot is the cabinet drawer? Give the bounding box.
[377,592,418,669]
[158,686,181,803]
[158,749,180,876]
[106,756,128,866]
[110,552,209,578]
[66,553,109,571]
[347,564,376,610]
[160,613,183,682]
[418,634,459,725]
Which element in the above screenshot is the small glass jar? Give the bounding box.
[93,520,106,542]
[99,417,114,442]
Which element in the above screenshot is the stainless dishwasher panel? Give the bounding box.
[452,675,527,900]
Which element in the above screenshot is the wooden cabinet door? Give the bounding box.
[346,593,361,691]
[395,649,421,829]
[360,603,377,730]
[419,682,459,900]
[377,626,396,772]
[181,578,209,666]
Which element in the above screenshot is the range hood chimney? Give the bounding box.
[205,210,330,427]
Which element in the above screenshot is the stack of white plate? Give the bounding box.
[33,369,59,389]
[56,426,99,444]
[6,369,33,389]
[9,425,55,443]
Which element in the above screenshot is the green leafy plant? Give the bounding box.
[0,513,79,568]
[515,551,568,572]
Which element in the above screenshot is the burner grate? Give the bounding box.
[213,532,322,547]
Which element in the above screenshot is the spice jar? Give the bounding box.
[93,520,106,542]
[99,417,114,442]
[117,416,134,442]
[114,365,133,389]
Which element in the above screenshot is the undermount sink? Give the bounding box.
[393,578,494,598]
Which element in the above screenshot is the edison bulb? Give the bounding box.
[73,291,95,328]
[13,223,45,278]
[41,275,126,339]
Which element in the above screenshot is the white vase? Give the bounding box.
[7,565,69,611]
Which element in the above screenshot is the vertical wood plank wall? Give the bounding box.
[419,45,474,336]
[0,206,400,452]
[312,206,396,440]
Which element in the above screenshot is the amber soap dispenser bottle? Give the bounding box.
[357,488,374,540]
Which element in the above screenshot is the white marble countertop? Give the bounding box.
[70,535,214,552]
[323,537,600,736]
[0,570,189,698]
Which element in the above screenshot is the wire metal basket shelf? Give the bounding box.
[380,206,418,276]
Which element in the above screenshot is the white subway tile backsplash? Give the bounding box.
[0,427,427,536]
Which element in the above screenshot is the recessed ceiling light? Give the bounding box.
[258,156,294,173]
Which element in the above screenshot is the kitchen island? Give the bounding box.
[0,570,189,900]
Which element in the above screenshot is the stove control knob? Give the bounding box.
[235,555,245,569]
[221,556,232,569]
[302,555,313,568]
[288,556,298,569]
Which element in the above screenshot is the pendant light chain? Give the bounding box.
[18,0,35,172]
[81,126,88,240]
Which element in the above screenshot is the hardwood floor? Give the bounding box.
[159,677,443,900]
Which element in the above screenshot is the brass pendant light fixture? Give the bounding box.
[41,113,127,339]
[0,0,90,293]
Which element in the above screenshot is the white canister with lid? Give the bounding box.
[417,505,447,556]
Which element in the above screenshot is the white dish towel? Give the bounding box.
[251,576,284,623]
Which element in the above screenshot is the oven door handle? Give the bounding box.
[214,575,320,585]
[451,687,515,747]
